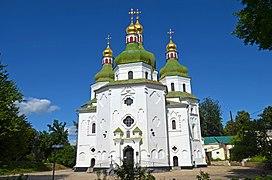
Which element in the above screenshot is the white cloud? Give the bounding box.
[70,139,77,146]
[65,125,77,136]
[16,97,60,115]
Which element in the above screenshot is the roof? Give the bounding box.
[115,43,156,68]
[160,59,189,79]
[133,127,142,133]
[114,127,123,133]
[77,98,97,112]
[96,78,165,91]
[204,136,233,145]
[166,91,198,100]
[94,63,114,82]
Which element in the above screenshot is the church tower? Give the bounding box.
[75,9,206,172]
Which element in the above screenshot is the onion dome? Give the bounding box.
[94,63,114,82]
[115,43,156,68]
[135,19,143,34]
[126,22,137,34]
[103,44,113,57]
[166,37,177,51]
[160,59,188,79]
[94,36,114,82]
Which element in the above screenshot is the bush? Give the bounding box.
[248,156,268,163]
[196,170,211,180]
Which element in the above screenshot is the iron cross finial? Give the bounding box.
[167,28,174,40]
[106,35,111,45]
[128,8,135,23]
[134,9,141,20]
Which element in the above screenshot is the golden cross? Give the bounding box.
[167,28,174,40]
[106,35,111,45]
[134,9,141,19]
[128,8,135,23]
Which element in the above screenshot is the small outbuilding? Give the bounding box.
[204,136,233,163]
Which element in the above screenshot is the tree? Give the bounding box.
[47,120,76,167]
[230,107,272,161]
[256,106,272,159]
[0,63,34,161]
[47,119,69,145]
[224,111,251,136]
[199,97,223,136]
[232,0,272,50]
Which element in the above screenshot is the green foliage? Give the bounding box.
[0,161,49,175]
[248,155,268,163]
[114,160,155,180]
[48,144,76,167]
[47,120,69,145]
[0,63,34,161]
[196,170,211,180]
[232,0,272,50]
[46,120,76,167]
[230,106,272,161]
[200,97,224,136]
[224,111,251,136]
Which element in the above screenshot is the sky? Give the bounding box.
[1,0,272,142]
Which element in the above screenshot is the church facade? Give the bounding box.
[75,10,206,171]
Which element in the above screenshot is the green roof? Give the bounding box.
[133,127,142,133]
[94,63,114,82]
[115,43,156,68]
[160,59,189,79]
[77,98,97,112]
[85,98,97,105]
[166,91,198,100]
[114,127,123,133]
[166,100,187,106]
[204,136,233,144]
[98,78,164,89]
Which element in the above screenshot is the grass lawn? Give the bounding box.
[0,161,50,175]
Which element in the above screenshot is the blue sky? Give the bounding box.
[1,0,271,141]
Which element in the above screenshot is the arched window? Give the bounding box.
[183,83,186,92]
[145,72,148,79]
[172,120,176,130]
[128,71,133,79]
[171,83,175,91]
[92,123,96,133]
[130,36,133,42]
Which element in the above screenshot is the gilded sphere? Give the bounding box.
[103,45,113,57]
[126,23,137,34]
[166,39,177,51]
[134,20,143,33]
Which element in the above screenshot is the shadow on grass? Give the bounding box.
[0,174,68,180]
[224,167,272,179]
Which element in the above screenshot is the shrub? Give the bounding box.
[248,156,268,163]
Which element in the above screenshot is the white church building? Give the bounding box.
[75,10,207,171]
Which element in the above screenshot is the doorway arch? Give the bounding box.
[123,146,134,165]
[173,156,179,166]
[90,158,95,167]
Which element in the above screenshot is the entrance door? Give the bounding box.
[90,158,95,167]
[123,146,134,165]
[173,156,179,166]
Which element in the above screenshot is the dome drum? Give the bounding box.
[166,51,178,60]
[126,34,138,44]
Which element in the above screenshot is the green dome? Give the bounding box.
[115,43,156,68]
[94,63,114,82]
[160,59,189,79]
